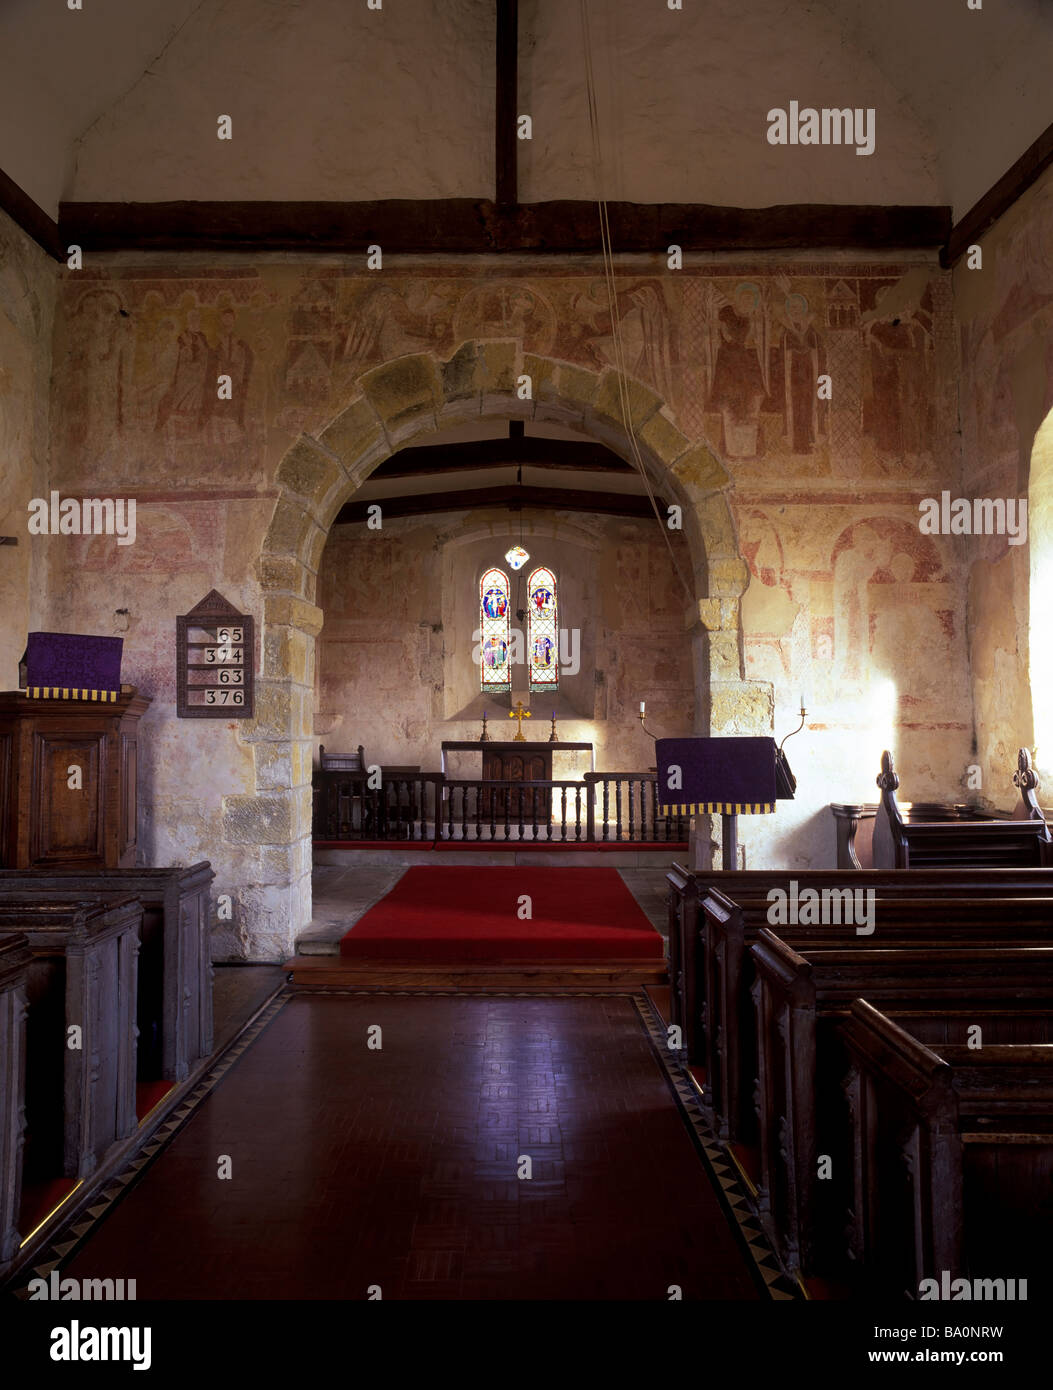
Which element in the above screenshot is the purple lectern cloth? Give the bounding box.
[655,736,778,815]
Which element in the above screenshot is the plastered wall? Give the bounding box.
[955,164,1053,804]
[0,209,54,685]
[14,249,978,954]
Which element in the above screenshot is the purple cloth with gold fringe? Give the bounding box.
[656,736,791,815]
[19,633,123,701]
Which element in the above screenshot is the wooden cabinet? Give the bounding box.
[0,690,150,870]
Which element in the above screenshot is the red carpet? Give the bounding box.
[340,866,664,960]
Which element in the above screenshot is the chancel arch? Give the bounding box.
[251,343,754,952]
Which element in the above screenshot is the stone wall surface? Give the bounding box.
[0,208,54,687]
[955,163,1053,804]
[37,252,974,955]
[316,510,695,775]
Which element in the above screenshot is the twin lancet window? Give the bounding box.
[479,566,559,695]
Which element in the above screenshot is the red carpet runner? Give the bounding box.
[339,866,663,961]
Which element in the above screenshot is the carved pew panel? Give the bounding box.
[0,932,32,1270]
[873,750,1053,869]
[0,863,214,1082]
[842,1002,1053,1298]
[751,935,1053,1279]
[667,865,1053,1072]
[703,887,1053,1145]
[0,899,142,1183]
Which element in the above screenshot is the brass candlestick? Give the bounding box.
[549,711,558,743]
[479,712,491,742]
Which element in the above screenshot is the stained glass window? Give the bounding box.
[527,566,558,693]
[480,567,511,693]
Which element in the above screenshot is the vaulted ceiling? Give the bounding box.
[0,0,1049,223]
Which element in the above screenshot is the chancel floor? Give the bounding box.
[47,991,767,1301]
[302,864,671,954]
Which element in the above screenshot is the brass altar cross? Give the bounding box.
[508,701,532,741]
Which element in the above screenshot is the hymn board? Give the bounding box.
[176,590,255,718]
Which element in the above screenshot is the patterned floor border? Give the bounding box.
[630,989,800,1302]
[9,983,798,1302]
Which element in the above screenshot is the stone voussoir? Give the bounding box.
[275,437,347,511]
[590,369,663,432]
[360,352,444,436]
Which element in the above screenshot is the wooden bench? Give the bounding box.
[0,898,142,1183]
[0,863,214,1082]
[873,749,1053,869]
[0,932,32,1269]
[701,885,1053,1144]
[841,999,1053,1297]
[666,864,1053,1068]
[751,933,1053,1278]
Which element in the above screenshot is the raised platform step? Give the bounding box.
[283,955,668,991]
[315,843,686,869]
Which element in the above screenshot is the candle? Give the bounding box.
[799,692,808,711]
[639,701,646,714]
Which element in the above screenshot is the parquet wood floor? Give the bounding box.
[58,994,763,1300]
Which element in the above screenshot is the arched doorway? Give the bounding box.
[249,342,755,953]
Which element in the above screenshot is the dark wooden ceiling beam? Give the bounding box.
[942,119,1053,268]
[0,166,62,259]
[56,197,951,254]
[373,438,635,479]
[495,0,518,207]
[335,484,663,523]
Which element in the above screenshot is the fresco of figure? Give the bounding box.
[66,288,132,455]
[779,293,822,454]
[863,287,934,459]
[570,279,674,401]
[705,282,772,460]
[207,308,255,438]
[155,307,210,436]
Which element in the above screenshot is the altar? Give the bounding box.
[440,740,594,818]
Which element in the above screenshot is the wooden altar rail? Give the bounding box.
[312,770,689,844]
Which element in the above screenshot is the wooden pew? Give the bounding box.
[841,999,1053,1298]
[750,933,1053,1278]
[702,885,1053,1144]
[0,863,214,1082]
[666,863,1053,1068]
[872,749,1053,869]
[0,932,32,1269]
[0,899,142,1183]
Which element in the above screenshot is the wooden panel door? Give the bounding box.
[30,734,106,865]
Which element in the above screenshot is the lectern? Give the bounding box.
[655,736,796,867]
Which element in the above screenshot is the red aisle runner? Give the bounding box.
[339,866,663,960]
